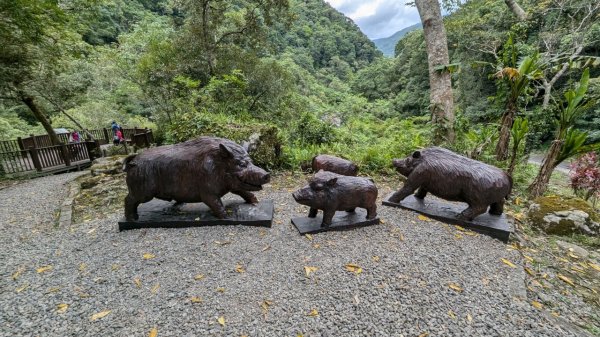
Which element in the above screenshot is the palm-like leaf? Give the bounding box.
[556,128,589,164]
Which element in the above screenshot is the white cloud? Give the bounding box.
[325,0,421,39]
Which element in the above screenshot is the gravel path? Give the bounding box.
[0,173,584,336]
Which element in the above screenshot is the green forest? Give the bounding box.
[1,0,599,198]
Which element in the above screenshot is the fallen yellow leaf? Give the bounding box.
[235,265,245,273]
[448,309,456,319]
[463,230,478,236]
[454,233,463,239]
[571,266,585,273]
[344,263,363,275]
[79,263,87,272]
[304,266,318,277]
[12,267,25,280]
[216,287,225,293]
[417,214,430,221]
[217,316,225,326]
[56,303,69,313]
[305,234,313,241]
[467,313,473,323]
[143,253,155,260]
[589,263,600,272]
[524,267,535,276]
[151,284,160,293]
[501,258,516,268]
[523,255,534,263]
[148,327,158,337]
[551,312,560,317]
[191,296,202,303]
[455,225,466,231]
[568,252,579,259]
[36,265,52,273]
[418,332,429,337]
[557,274,575,286]
[372,256,380,262]
[47,287,60,293]
[312,244,320,249]
[90,310,111,321]
[531,301,543,309]
[194,274,205,280]
[134,278,142,288]
[307,309,319,317]
[448,283,463,292]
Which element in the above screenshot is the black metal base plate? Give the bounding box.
[119,199,273,231]
[291,209,380,235]
[382,194,512,242]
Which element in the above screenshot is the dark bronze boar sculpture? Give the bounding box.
[292,170,377,227]
[123,137,270,221]
[311,154,358,176]
[389,147,512,220]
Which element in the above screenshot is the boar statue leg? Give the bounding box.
[124,194,151,221]
[321,210,336,227]
[389,183,417,203]
[346,208,356,213]
[458,205,488,221]
[366,205,377,219]
[232,190,258,204]
[414,187,428,199]
[308,208,318,218]
[489,200,505,215]
[203,196,227,219]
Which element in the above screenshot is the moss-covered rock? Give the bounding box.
[528,195,599,235]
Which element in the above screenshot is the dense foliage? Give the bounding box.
[1,0,598,179]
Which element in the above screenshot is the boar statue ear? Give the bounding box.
[412,151,421,159]
[326,177,338,186]
[219,144,233,158]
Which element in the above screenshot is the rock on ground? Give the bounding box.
[0,173,587,337]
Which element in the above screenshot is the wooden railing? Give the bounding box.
[0,126,152,176]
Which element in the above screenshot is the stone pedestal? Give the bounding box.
[383,194,512,242]
[119,199,273,231]
[291,209,380,235]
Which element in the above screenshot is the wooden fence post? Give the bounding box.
[30,134,38,149]
[29,146,42,172]
[144,130,151,148]
[60,143,71,166]
[103,128,110,143]
[17,137,28,159]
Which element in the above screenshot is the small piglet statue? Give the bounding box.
[311,154,358,176]
[292,170,378,227]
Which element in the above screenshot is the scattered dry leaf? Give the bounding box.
[557,274,575,286]
[151,284,160,293]
[551,312,560,317]
[589,263,600,272]
[312,244,320,249]
[467,313,473,323]
[344,263,363,275]
[372,256,380,262]
[418,332,429,337]
[307,309,319,317]
[305,234,313,241]
[12,267,25,280]
[448,309,456,319]
[143,253,155,260]
[501,258,516,268]
[523,255,534,263]
[56,303,69,313]
[448,283,463,292]
[214,240,231,245]
[304,266,318,277]
[216,287,225,293]
[191,296,202,303]
[531,301,543,309]
[524,267,535,276]
[134,278,142,288]
[217,316,226,326]
[36,265,52,273]
[417,214,430,221]
[235,265,245,273]
[148,327,158,337]
[90,310,111,321]
[262,245,271,252]
[194,274,205,280]
[79,263,87,272]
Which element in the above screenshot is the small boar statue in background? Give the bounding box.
[311,154,358,176]
[292,170,378,227]
[390,147,512,220]
[123,136,270,221]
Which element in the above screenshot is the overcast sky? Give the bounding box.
[325,0,420,39]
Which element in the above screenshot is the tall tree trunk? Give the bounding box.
[507,139,520,177]
[528,139,562,198]
[21,95,60,145]
[504,0,527,20]
[495,100,517,161]
[415,0,455,144]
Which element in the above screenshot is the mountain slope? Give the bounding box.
[373,22,422,57]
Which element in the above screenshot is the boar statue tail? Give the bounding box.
[123,154,137,172]
[506,174,513,200]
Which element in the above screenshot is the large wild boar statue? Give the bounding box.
[390,147,512,220]
[123,137,270,221]
[292,170,378,227]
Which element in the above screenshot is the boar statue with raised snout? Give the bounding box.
[123,136,270,221]
[311,154,358,176]
[292,170,377,227]
[389,147,512,220]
